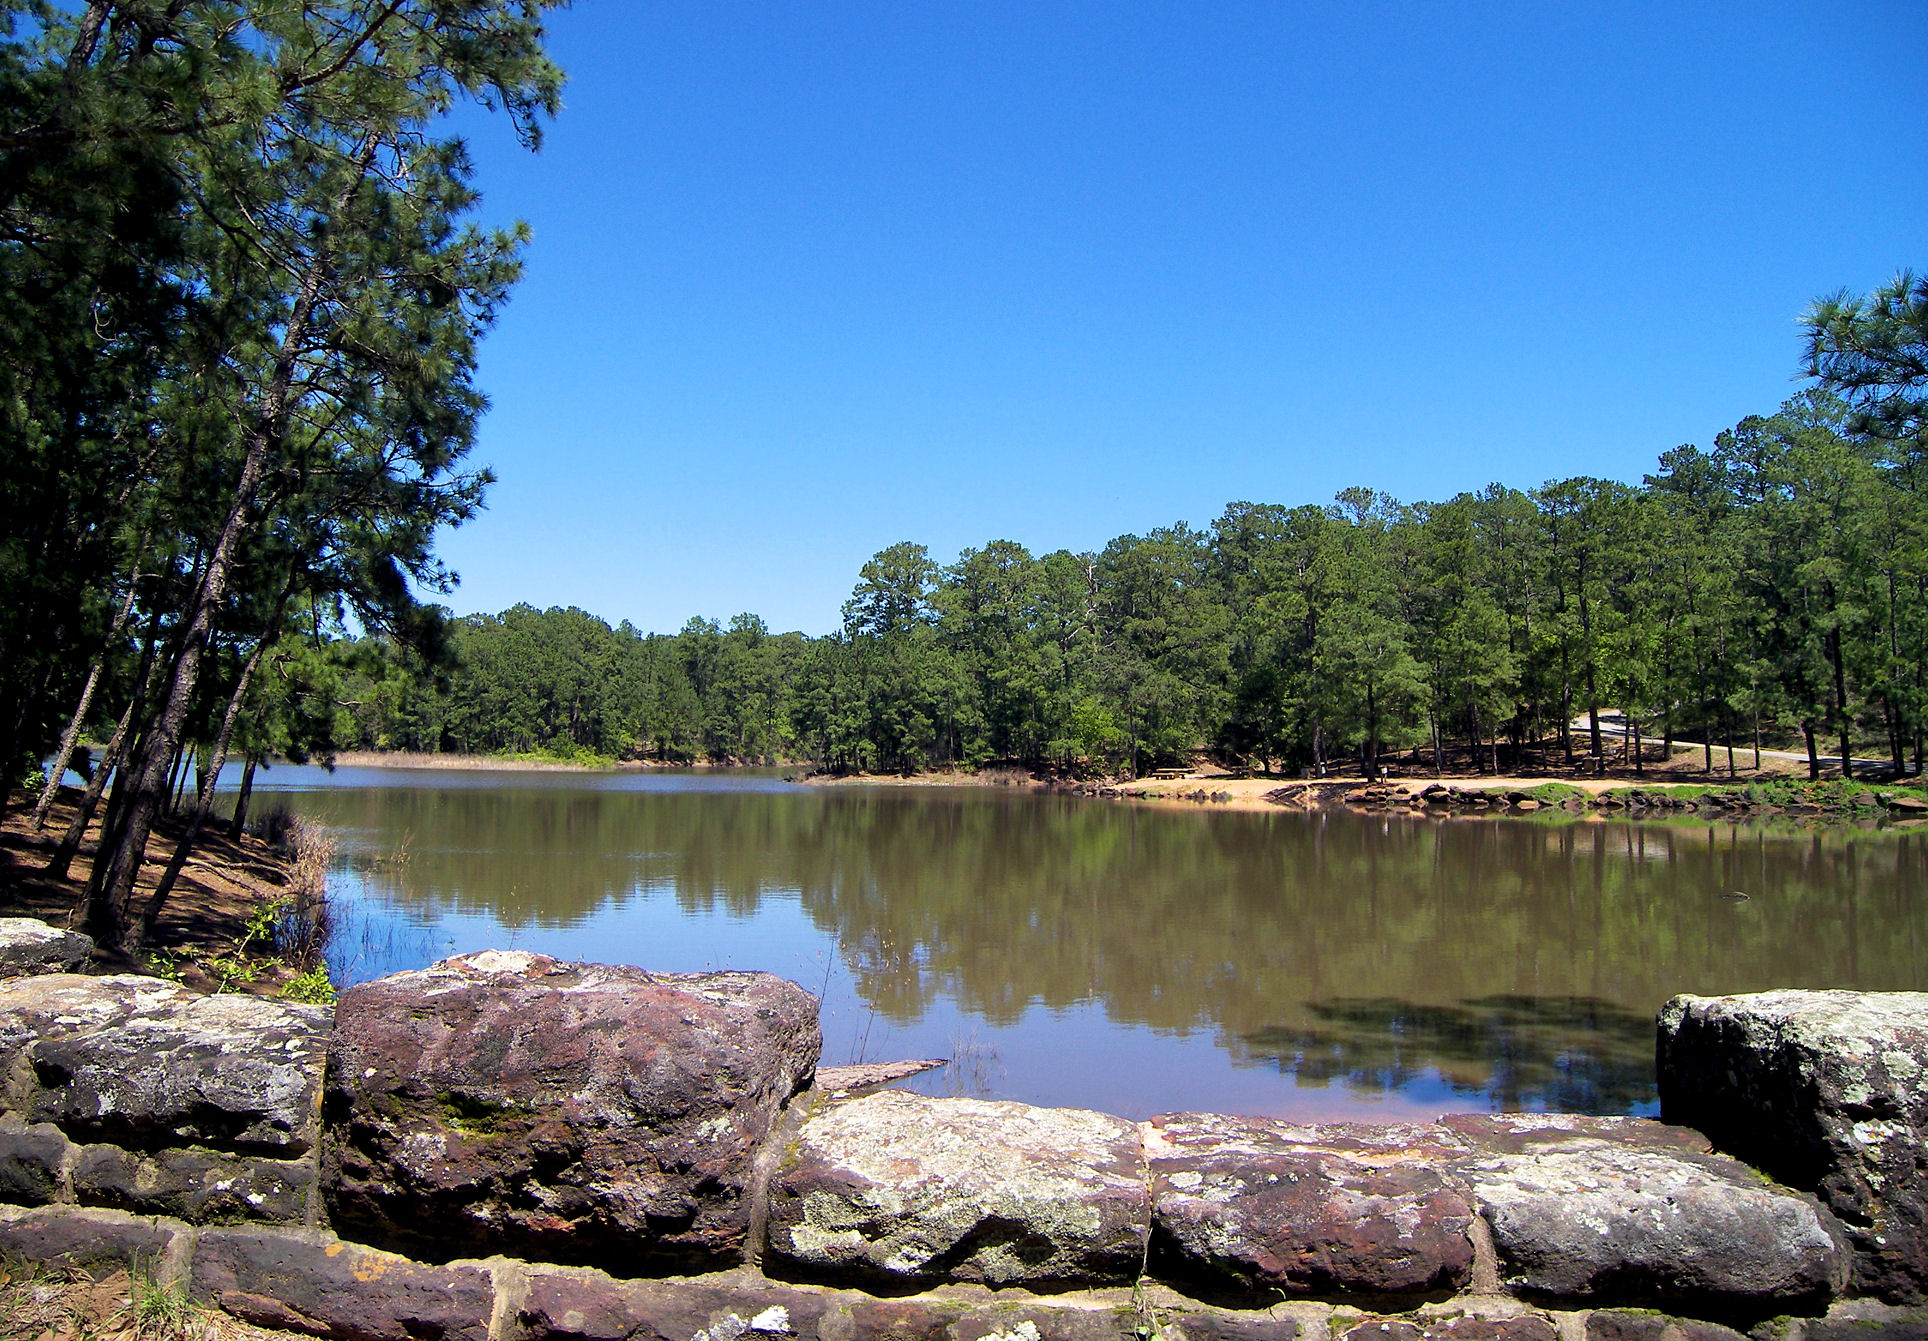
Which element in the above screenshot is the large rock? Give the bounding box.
[324,951,819,1273]
[1145,1113,1475,1300]
[1658,990,1928,1303]
[0,973,328,1154]
[191,1226,496,1341]
[0,918,92,977]
[1453,1117,1848,1316]
[765,1090,1148,1289]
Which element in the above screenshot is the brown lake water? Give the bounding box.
[241,766,1928,1123]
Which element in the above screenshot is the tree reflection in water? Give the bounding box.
[1242,994,1658,1114]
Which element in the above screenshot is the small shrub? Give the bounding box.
[281,965,337,1004]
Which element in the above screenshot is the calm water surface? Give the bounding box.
[239,766,1928,1123]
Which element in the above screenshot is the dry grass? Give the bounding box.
[0,1260,295,1341]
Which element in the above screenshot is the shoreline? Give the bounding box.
[0,789,325,991]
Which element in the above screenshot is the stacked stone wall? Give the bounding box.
[0,918,1921,1341]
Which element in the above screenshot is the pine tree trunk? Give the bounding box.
[226,755,258,840]
[84,149,365,953]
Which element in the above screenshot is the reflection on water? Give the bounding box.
[1244,995,1658,1115]
[239,766,1928,1121]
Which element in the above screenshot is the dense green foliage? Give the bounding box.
[0,1,562,950]
[318,344,1928,781]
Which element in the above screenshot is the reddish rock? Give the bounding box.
[766,1090,1148,1289]
[1440,1113,1711,1158]
[0,1203,186,1274]
[191,1225,496,1341]
[1339,1319,1557,1341]
[1583,1312,1748,1341]
[325,951,819,1272]
[1146,1113,1476,1300]
[1659,990,1928,1303]
[517,1269,841,1341]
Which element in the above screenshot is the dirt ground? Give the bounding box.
[0,788,301,987]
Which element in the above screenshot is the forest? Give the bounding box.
[2,4,1925,959]
[305,376,1926,786]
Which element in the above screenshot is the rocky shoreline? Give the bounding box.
[0,921,1922,1340]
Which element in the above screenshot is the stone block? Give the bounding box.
[0,1202,186,1275]
[1459,1141,1848,1316]
[1440,1113,1711,1158]
[1658,990,1928,1303]
[1145,1113,1476,1300]
[191,1225,496,1341]
[0,1117,72,1204]
[517,1269,841,1341]
[0,918,92,977]
[72,1142,314,1223]
[0,973,328,1154]
[1339,1319,1558,1341]
[325,951,820,1272]
[1583,1312,1748,1341]
[766,1090,1148,1289]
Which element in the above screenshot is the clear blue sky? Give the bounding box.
[435,0,1926,637]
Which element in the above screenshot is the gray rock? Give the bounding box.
[0,973,329,1154]
[191,1225,496,1341]
[71,1142,315,1224]
[1145,1113,1476,1299]
[0,1117,71,1204]
[0,918,92,977]
[766,1090,1148,1289]
[325,950,820,1273]
[1461,1141,1848,1314]
[1339,1320,1558,1341]
[1659,990,1928,1304]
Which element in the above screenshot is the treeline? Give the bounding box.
[314,359,1928,782]
[0,1,563,954]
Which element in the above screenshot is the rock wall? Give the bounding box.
[0,922,1921,1341]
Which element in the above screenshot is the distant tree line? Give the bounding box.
[302,280,1928,782]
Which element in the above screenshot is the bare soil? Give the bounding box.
[0,788,301,989]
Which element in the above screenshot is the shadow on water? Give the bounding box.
[1242,994,1658,1115]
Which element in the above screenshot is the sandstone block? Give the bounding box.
[1459,1142,1848,1314]
[72,1142,314,1223]
[0,973,328,1154]
[517,1270,841,1341]
[0,918,92,977]
[0,1202,186,1275]
[1658,990,1928,1303]
[325,951,820,1272]
[1145,1113,1476,1300]
[766,1090,1147,1289]
[1583,1313,1748,1341]
[191,1225,496,1341]
[0,1117,72,1204]
[1440,1113,1710,1158]
[1339,1319,1557,1341]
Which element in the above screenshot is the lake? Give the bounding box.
[238,765,1928,1123]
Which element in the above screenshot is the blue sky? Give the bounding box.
[435,1,1926,636]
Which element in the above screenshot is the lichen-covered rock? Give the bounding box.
[0,973,328,1154]
[1459,1140,1848,1314]
[0,1202,189,1276]
[765,1090,1148,1289]
[1583,1312,1748,1341]
[325,950,820,1273]
[0,918,91,977]
[0,1117,71,1204]
[1339,1319,1558,1341]
[1145,1113,1476,1300]
[1658,990,1928,1303]
[1440,1113,1711,1158]
[71,1142,314,1224]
